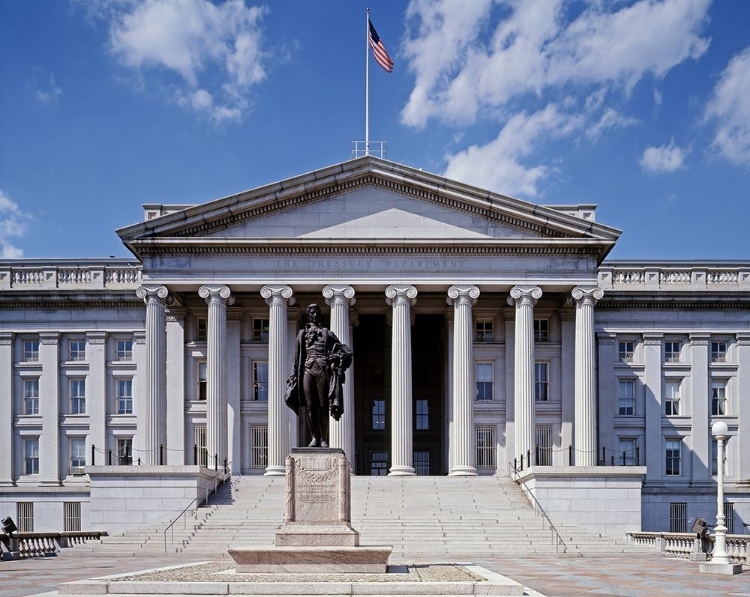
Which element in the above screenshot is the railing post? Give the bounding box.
[160,444,164,465]
[108,450,112,466]
[535,444,539,466]
[513,458,517,473]
[214,454,218,471]
[91,444,95,466]
[527,449,531,468]
[568,444,572,466]
[622,450,626,466]
[635,445,640,465]
[224,458,227,475]
[137,457,141,466]
[520,454,524,471]
[610,454,614,466]
[193,444,198,465]
[601,446,606,465]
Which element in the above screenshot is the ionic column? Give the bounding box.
[386,285,417,476]
[165,308,186,465]
[323,285,356,462]
[448,285,480,476]
[0,333,13,484]
[39,332,60,484]
[261,285,294,476]
[572,286,603,466]
[508,286,542,464]
[136,285,168,465]
[198,285,233,469]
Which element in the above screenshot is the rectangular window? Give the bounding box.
[534,362,549,402]
[70,438,86,473]
[476,362,493,400]
[669,502,687,533]
[535,425,552,465]
[372,400,385,430]
[23,340,39,362]
[24,438,39,475]
[117,379,133,414]
[618,380,635,416]
[116,339,133,361]
[117,438,132,465]
[250,425,268,469]
[711,381,727,415]
[664,341,681,363]
[69,340,86,361]
[475,318,493,342]
[253,362,268,401]
[534,319,549,342]
[414,450,430,475]
[724,503,735,534]
[666,439,681,476]
[618,438,636,466]
[194,425,207,466]
[196,318,207,342]
[711,341,727,363]
[24,379,39,415]
[252,318,270,342]
[369,451,388,476]
[64,502,82,532]
[476,425,496,470]
[17,502,34,532]
[619,341,635,362]
[415,399,429,430]
[70,379,86,414]
[664,381,680,416]
[198,362,207,401]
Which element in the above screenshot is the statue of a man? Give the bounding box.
[285,303,353,447]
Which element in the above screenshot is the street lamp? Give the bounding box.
[699,421,741,574]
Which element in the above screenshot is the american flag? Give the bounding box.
[368,19,394,73]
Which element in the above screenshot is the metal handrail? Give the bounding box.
[162,471,228,553]
[508,461,568,554]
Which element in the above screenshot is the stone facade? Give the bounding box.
[0,157,748,536]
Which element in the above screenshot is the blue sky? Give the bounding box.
[1,0,749,261]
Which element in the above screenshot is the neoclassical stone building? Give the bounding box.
[1,157,748,535]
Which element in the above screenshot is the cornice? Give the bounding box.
[0,300,144,311]
[128,239,609,258]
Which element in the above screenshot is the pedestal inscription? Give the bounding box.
[276,447,359,547]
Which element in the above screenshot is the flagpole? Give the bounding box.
[365,7,370,156]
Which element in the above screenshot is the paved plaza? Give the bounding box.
[3,552,746,597]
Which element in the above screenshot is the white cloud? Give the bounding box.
[639,140,688,173]
[402,0,711,128]
[443,104,584,197]
[0,190,32,259]
[586,108,638,141]
[78,0,269,123]
[705,46,750,166]
[33,68,63,102]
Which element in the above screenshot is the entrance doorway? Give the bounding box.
[353,313,446,475]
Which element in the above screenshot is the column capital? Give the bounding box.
[385,285,417,306]
[323,285,356,307]
[200,285,235,306]
[136,285,169,304]
[571,286,603,306]
[133,331,146,345]
[0,332,13,346]
[447,284,480,306]
[507,286,542,307]
[260,285,294,307]
[165,307,187,322]
[86,331,107,344]
[689,332,710,346]
[39,332,60,345]
[736,332,750,346]
[642,333,663,346]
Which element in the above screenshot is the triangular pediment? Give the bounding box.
[117,157,621,260]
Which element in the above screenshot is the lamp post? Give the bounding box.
[711,421,730,565]
[699,421,740,574]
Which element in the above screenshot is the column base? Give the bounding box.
[448,466,478,476]
[698,562,742,575]
[388,466,415,476]
[264,466,286,477]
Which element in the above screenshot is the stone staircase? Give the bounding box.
[66,474,647,559]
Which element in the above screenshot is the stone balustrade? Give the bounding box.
[0,530,107,559]
[599,264,750,292]
[628,531,748,564]
[0,262,141,291]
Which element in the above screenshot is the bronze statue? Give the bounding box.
[285,304,353,447]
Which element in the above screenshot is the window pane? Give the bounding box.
[534,362,548,402]
[415,399,429,430]
[476,363,493,400]
[117,379,133,414]
[116,340,133,361]
[372,400,385,430]
[253,318,270,342]
[24,379,40,415]
[253,362,268,400]
[70,340,86,361]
